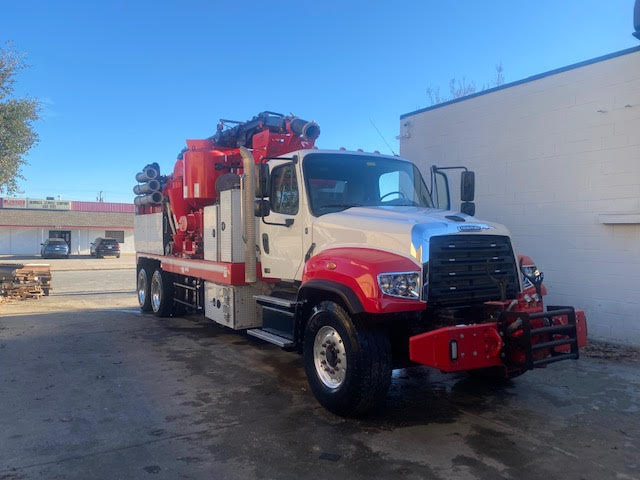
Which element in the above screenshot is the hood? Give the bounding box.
[312,206,512,264]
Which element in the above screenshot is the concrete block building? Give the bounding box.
[0,198,135,255]
[400,46,640,346]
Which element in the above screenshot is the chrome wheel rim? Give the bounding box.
[313,326,347,389]
[150,273,161,312]
[137,270,147,306]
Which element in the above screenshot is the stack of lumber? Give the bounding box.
[0,263,52,302]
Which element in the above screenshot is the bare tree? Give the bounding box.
[449,77,476,98]
[425,86,444,106]
[426,63,505,106]
[493,62,505,87]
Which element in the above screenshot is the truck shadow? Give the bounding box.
[145,312,519,429]
[353,368,517,428]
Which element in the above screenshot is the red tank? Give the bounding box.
[158,112,320,258]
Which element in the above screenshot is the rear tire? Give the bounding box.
[150,268,174,317]
[303,301,392,417]
[137,265,152,312]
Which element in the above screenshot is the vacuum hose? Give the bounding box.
[134,191,163,206]
[289,118,320,141]
[135,164,160,182]
[133,180,161,195]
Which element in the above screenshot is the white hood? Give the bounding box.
[312,206,512,264]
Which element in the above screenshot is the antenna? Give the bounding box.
[369,119,397,156]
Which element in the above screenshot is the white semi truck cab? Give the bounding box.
[134,112,587,416]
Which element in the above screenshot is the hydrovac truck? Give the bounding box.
[133,111,587,416]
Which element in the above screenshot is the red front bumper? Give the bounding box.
[409,308,587,373]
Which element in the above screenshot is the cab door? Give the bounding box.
[259,160,305,280]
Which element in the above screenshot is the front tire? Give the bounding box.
[137,266,152,312]
[150,268,174,317]
[303,301,392,417]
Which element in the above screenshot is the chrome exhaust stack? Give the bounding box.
[239,146,257,284]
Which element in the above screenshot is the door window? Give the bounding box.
[432,170,450,209]
[379,170,415,202]
[270,164,299,215]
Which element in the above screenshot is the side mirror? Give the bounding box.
[519,257,544,297]
[461,171,475,202]
[256,163,270,198]
[460,201,475,216]
[255,199,270,217]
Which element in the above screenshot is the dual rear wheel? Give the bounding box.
[136,266,392,416]
[137,265,173,316]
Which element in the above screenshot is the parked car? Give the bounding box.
[41,238,70,259]
[90,237,121,258]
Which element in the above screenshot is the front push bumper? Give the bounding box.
[409,306,588,374]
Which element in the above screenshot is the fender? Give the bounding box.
[301,247,425,314]
[298,278,365,315]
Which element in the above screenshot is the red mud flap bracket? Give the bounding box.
[409,323,504,372]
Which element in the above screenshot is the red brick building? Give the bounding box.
[0,198,134,255]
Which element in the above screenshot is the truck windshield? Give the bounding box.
[303,153,433,216]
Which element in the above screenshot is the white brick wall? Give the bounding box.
[401,49,640,346]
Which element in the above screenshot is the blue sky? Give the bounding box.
[2,0,638,203]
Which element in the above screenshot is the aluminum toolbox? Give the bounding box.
[204,282,262,329]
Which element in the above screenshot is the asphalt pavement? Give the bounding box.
[1,267,639,479]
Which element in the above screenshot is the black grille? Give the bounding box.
[427,235,518,306]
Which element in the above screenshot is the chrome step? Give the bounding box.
[253,294,298,310]
[246,329,294,348]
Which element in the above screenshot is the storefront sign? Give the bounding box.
[0,197,71,210]
[26,199,71,210]
[0,198,27,208]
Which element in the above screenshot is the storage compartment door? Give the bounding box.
[203,204,219,261]
[220,189,244,263]
[204,282,262,329]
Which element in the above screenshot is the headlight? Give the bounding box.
[377,272,421,299]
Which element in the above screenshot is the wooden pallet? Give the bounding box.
[0,263,52,301]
